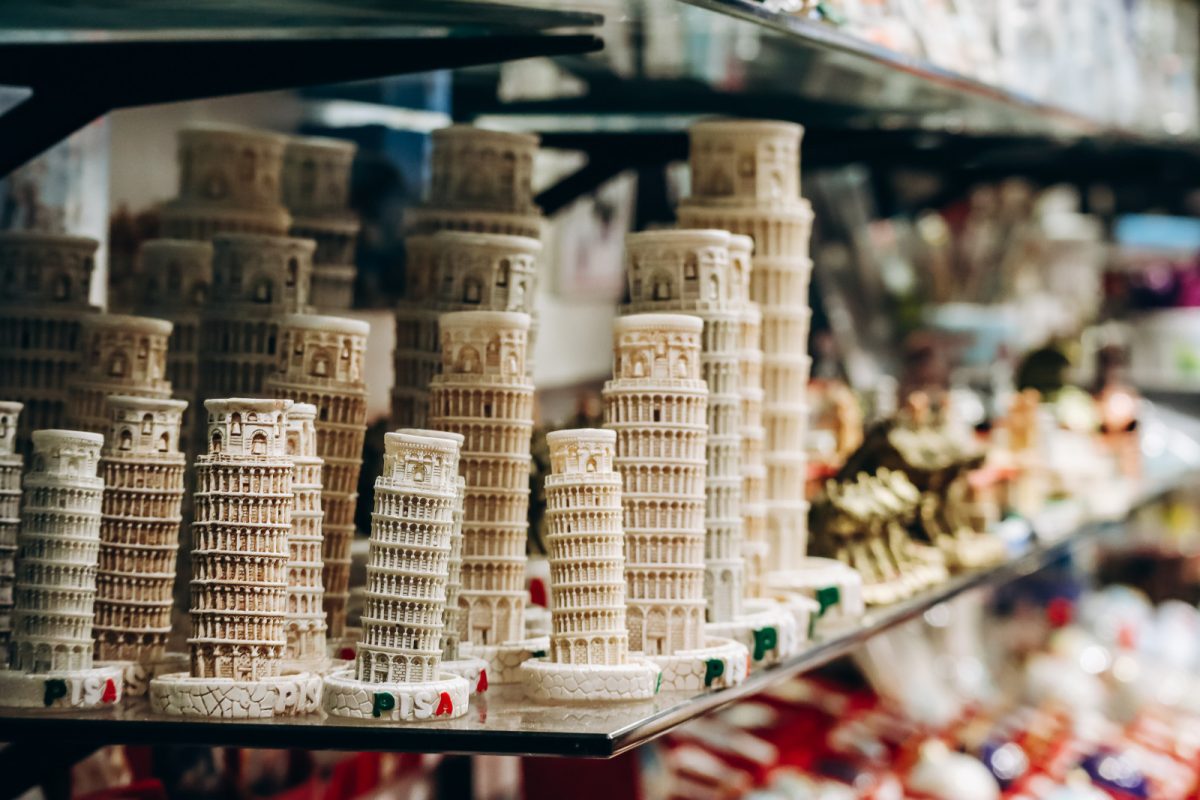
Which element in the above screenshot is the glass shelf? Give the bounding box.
[0,473,1188,759]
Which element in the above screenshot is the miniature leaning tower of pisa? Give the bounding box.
[283,403,326,665]
[521,428,659,702]
[0,403,22,648]
[428,311,545,681]
[322,431,470,721]
[0,232,100,453]
[392,231,541,427]
[602,314,748,692]
[623,229,745,624]
[160,125,291,241]
[282,136,360,310]
[150,399,321,717]
[678,120,814,574]
[265,313,369,643]
[0,429,124,709]
[67,313,174,436]
[94,396,188,676]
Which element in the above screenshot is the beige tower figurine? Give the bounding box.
[93,396,188,693]
[521,429,660,702]
[0,403,20,647]
[264,313,369,645]
[394,429,488,695]
[603,314,748,692]
[0,232,100,452]
[392,230,541,428]
[323,431,470,721]
[679,120,815,577]
[160,125,291,240]
[428,310,546,682]
[67,313,174,435]
[0,430,124,709]
[282,136,360,310]
[149,399,321,717]
[283,403,327,667]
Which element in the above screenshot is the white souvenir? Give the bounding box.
[283,403,327,667]
[67,313,173,435]
[0,403,21,647]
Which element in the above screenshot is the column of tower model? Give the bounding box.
[677,120,815,575]
[197,233,314,402]
[159,125,291,240]
[622,229,745,623]
[150,399,321,718]
[520,428,660,702]
[93,396,188,692]
[282,136,360,310]
[602,314,748,692]
[67,313,174,435]
[323,431,469,721]
[264,314,369,645]
[0,403,22,648]
[283,403,327,667]
[392,230,542,428]
[0,232,100,453]
[0,430,124,709]
[394,429,488,694]
[428,311,546,682]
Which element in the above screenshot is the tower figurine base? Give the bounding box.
[766,557,867,634]
[440,657,491,695]
[647,637,749,693]
[0,665,124,709]
[97,652,189,697]
[322,670,470,721]
[706,600,804,668]
[148,672,322,718]
[520,656,661,703]
[460,636,550,685]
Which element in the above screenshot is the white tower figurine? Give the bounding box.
[93,396,188,691]
[264,313,370,644]
[160,124,292,240]
[283,403,327,666]
[0,403,20,647]
[67,313,174,436]
[282,135,360,311]
[149,399,321,718]
[602,314,748,692]
[322,431,470,721]
[392,230,542,429]
[428,310,546,682]
[520,429,660,702]
[622,229,745,623]
[678,120,816,576]
[0,232,100,453]
[0,429,124,709]
[394,428,488,695]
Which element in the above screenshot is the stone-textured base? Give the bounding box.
[440,657,491,695]
[521,657,660,703]
[647,637,749,693]
[524,606,552,638]
[707,602,802,667]
[322,670,470,721]
[97,653,188,698]
[766,557,866,633]
[460,636,550,685]
[149,672,322,718]
[0,665,124,710]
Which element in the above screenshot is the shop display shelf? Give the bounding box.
[0,471,1188,759]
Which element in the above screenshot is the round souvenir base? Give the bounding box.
[459,636,550,685]
[98,652,188,697]
[322,669,469,722]
[520,656,661,703]
[0,664,124,710]
[708,602,803,666]
[765,556,867,630]
[440,657,491,695]
[648,637,749,693]
[149,671,322,718]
